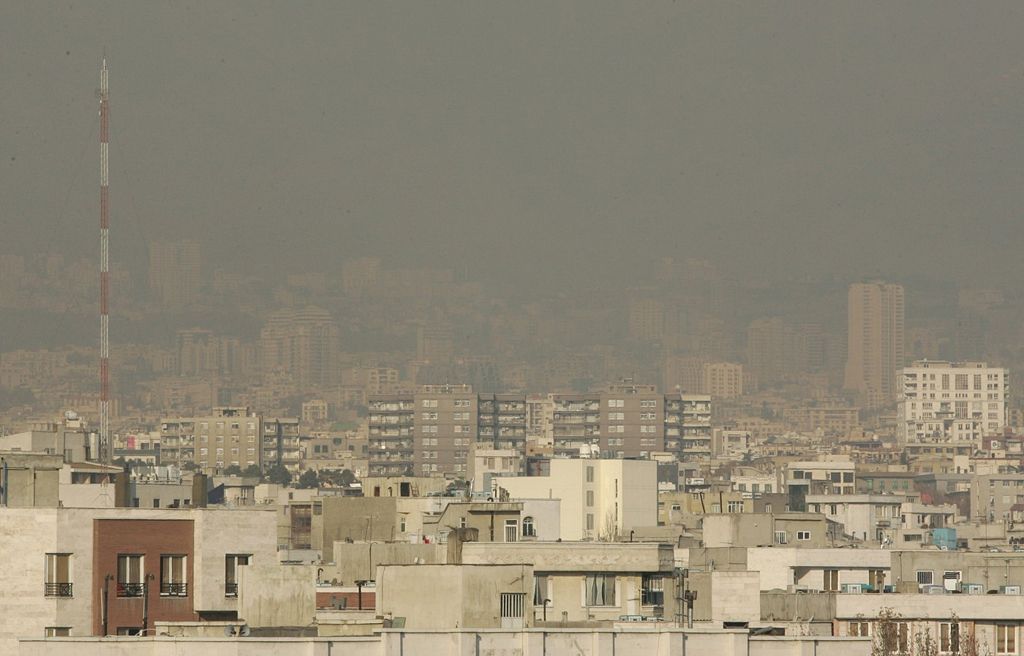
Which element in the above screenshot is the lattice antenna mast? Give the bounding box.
[99,59,111,463]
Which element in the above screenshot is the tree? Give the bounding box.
[223,465,242,476]
[872,608,904,656]
[318,469,356,487]
[241,464,263,479]
[266,464,292,486]
[297,469,319,489]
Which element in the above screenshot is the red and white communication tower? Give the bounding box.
[99,59,111,463]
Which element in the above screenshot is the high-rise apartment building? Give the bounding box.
[367,393,415,477]
[148,240,201,308]
[368,386,713,477]
[477,394,527,452]
[259,306,340,388]
[844,282,905,406]
[702,362,743,399]
[160,407,261,470]
[899,360,1007,442]
[551,384,664,459]
[664,394,712,461]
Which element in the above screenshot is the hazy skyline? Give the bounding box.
[2,2,1024,289]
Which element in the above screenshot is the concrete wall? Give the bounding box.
[17,630,872,656]
[0,509,60,651]
[521,498,561,541]
[193,508,278,614]
[328,542,444,584]
[321,497,398,544]
[376,564,534,630]
[462,541,674,573]
[691,571,760,624]
[238,565,316,628]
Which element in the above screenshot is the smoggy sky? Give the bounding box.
[2,1,1023,289]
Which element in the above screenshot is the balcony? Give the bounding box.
[225,582,238,597]
[160,582,188,596]
[44,582,73,598]
[117,582,145,597]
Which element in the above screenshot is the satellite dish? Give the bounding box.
[239,625,251,637]
[223,625,236,637]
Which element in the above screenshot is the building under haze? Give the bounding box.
[899,360,1007,443]
[258,306,340,388]
[148,240,201,308]
[844,282,905,407]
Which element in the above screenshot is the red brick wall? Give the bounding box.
[316,590,376,610]
[92,518,195,635]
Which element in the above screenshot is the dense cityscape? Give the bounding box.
[4,2,1024,655]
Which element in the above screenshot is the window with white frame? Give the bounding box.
[116,554,145,597]
[585,574,616,606]
[160,555,187,596]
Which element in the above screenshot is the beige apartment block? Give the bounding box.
[900,360,1007,442]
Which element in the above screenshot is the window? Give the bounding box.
[116,555,145,597]
[586,574,616,606]
[849,621,869,637]
[586,466,594,483]
[823,569,839,592]
[797,531,811,541]
[504,519,519,543]
[160,555,187,596]
[533,575,548,605]
[586,513,595,531]
[500,592,526,626]
[44,627,70,637]
[917,570,934,586]
[774,530,788,545]
[421,399,437,408]
[116,627,144,636]
[641,574,664,606]
[44,553,72,597]
[225,554,250,597]
[586,490,595,507]
[727,501,744,513]
[997,625,1016,654]
[940,622,959,654]
[897,622,910,653]
[522,516,535,538]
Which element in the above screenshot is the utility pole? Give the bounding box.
[99,58,112,464]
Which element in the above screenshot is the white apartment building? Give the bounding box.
[493,459,657,541]
[900,360,1007,442]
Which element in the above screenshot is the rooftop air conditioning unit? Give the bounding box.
[841,584,863,594]
[1001,586,1021,595]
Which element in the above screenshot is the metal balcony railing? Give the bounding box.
[44,582,73,597]
[117,582,145,597]
[160,582,188,596]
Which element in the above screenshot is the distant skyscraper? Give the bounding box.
[746,317,787,388]
[259,306,340,388]
[844,282,905,406]
[149,240,201,308]
[628,298,665,342]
